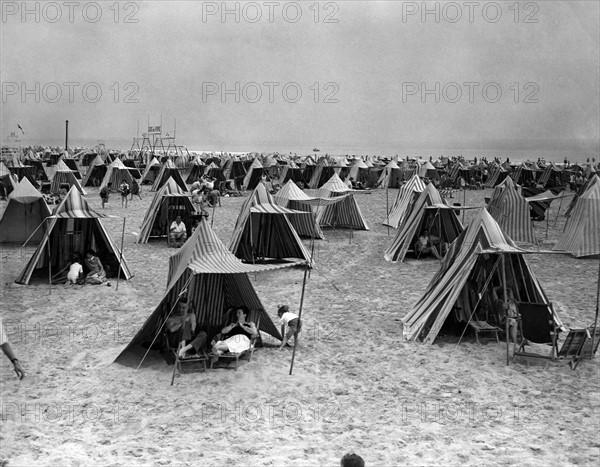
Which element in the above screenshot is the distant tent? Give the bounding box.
[0,161,17,197]
[487,177,536,243]
[278,162,305,185]
[484,164,509,188]
[50,160,87,195]
[419,161,439,179]
[553,175,600,257]
[402,209,560,343]
[273,180,325,239]
[384,174,426,228]
[347,159,370,187]
[384,184,463,262]
[242,159,265,191]
[151,159,187,192]
[0,178,51,243]
[377,160,401,189]
[99,158,136,191]
[140,157,161,185]
[315,173,369,230]
[15,187,133,285]
[229,183,312,263]
[185,157,206,184]
[7,155,39,188]
[564,173,598,217]
[115,219,305,361]
[308,159,336,189]
[81,155,107,187]
[59,157,82,179]
[136,177,197,244]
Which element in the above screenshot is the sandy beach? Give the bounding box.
[0,184,599,466]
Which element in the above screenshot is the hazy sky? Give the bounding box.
[1,0,599,152]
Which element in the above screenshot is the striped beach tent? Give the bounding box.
[315,173,369,230]
[136,177,197,244]
[140,157,161,184]
[308,158,335,189]
[116,219,305,361]
[229,183,312,263]
[15,186,133,285]
[553,176,600,257]
[384,174,426,228]
[377,160,400,189]
[402,209,559,343]
[50,160,87,195]
[242,158,264,190]
[384,184,463,262]
[185,157,206,183]
[151,159,187,192]
[273,180,327,239]
[347,159,370,186]
[487,177,536,243]
[58,156,82,179]
[277,161,305,186]
[0,178,51,243]
[81,154,107,187]
[99,158,136,191]
[484,164,509,188]
[564,173,598,217]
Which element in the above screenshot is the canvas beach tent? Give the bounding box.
[99,157,136,191]
[308,159,336,189]
[553,176,600,257]
[564,173,598,217]
[229,183,312,263]
[383,174,426,228]
[81,154,107,187]
[273,180,327,239]
[402,209,561,343]
[15,186,133,285]
[376,160,400,189]
[140,157,161,185]
[384,184,464,262]
[0,161,17,197]
[7,154,40,188]
[0,178,51,243]
[50,159,87,195]
[277,161,305,186]
[242,158,265,191]
[486,177,536,244]
[115,219,308,363]
[136,177,197,243]
[151,159,188,192]
[484,164,509,188]
[58,156,82,179]
[185,157,207,184]
[315,173,369,231]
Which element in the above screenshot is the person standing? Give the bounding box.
[119,180,130,208]
[277,305,302,350]
[129,179,142,201]
[100,182,112,209]
[1,320,25,380]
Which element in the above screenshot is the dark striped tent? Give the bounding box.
[384,184,463,262]
[137,176,197,244]
[402,209,560,343]
[273,180,326,239]
[384,174,426,228]
[315,173,369,230]
[140,157,161,185]
[554,175,600,257]
[151,159,188,192]
[15,186,133,285]
[116,219,298,360]
[81,155,107,187]
[229,183,312,263]
[487,177,536,244]
[50,160,86,195]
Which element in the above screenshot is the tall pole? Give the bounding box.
[65,120,69,151]
[591,247,600,360]
[386,185,390,236]
[289,265,309,376]
[502,254,509,365]
[116,217,126,291]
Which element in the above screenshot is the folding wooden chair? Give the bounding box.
[558,327,600,370]
[468,320,501,344]
[513,302,559,363]
[165,327,208,385]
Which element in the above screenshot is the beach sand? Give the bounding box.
[0,184,598,466]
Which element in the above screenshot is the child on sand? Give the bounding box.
[277,305,302,350]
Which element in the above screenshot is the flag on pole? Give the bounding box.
[17,124,24,134]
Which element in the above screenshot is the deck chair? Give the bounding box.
[558,327,600,370]
[513,302,559,363]
[210,316,261,371]
[164,326,209,385]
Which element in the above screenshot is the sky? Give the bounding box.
[1,0,599,154]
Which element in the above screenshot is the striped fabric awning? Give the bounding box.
[487,177,536,244]
[52,186,105,218]
[384,174,426,228]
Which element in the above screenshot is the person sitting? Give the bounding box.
[66,253,84,285]
[84,249,110,285]
[350,178,365,190]
[211,306,258,361]
[169,215,187,248]
[277,305,302,350]
[414,230,441,259]
[164,299,208,359]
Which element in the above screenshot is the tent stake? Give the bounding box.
[289,264,309,376]
[116,216,126,291]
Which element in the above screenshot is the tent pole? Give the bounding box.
[116,216,126,291]
[289,264,309,376]
[386,186,390,236]
[462,188,466,224]
[502,254,509,365]
[545,203,550,239]
[48,240,52,295]
[591,248,600,360]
